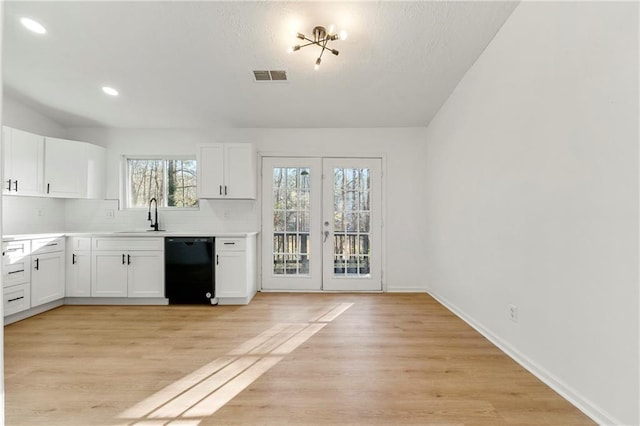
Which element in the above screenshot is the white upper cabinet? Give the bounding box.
[44,137,86,198]
[84,143,107,199]
[2,126,44,196]
[2,127,107,200]
[197,143,256,199]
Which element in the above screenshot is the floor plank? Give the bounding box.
[3,293,593,425]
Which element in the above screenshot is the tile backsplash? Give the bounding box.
[3,196,259,235]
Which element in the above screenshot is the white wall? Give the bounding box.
[2,94,68,138]
[67,127,428,292]
[422,2,638,424]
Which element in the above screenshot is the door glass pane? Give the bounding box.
[272,167,311,276]
[332,167,373,276]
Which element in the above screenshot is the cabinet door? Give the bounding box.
[91,251,128,297]
[127,251,164,297]
[31,251,65,307]
[225,144,256,199]
[66,251,91,297]
[44,137,86,198]
[216,250,246,298]
[197,144,225,198]
[85,143,106,199]
[2,126,44,196]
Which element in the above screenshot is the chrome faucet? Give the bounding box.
[148,197,159,231]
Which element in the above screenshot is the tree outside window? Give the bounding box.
[127,158,198,208]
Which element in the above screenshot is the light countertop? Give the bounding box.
[3,231,258,241]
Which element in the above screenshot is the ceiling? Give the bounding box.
[3,1,518,129]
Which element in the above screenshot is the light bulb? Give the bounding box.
[339,30,348,40]
[102,86,119,96]
[20,17,46,34]
[328,24,336,34]
[314,57,321,70]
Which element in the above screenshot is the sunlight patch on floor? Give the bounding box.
[117,302,353,425]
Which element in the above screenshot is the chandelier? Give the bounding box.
[289,25,348,70]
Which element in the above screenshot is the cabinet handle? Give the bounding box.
[47,183,50,194]
[7,270,24,275]
[34,258,39,270]
[6,179,11,191]
[127,254,131,265]
[224,185,228,196]
[122,254,126,265]
[6,248,19,253]
[8,296,24,303]
[46,243,58,247]
[223,242,235,245]
[14,180,18,192]
[219,185,222,195]
[72,253,76,265]
[216,254,219,265]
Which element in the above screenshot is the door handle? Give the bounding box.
[324,230,330,242]
[34,258,39,270]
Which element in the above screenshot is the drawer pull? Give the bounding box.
[8,296,24,303]
[45,243,58,247]
[7,270,24,275]
[223,242,236,245]
[14,180,18,192]
[6,248,20,253]
[6,179,11,192]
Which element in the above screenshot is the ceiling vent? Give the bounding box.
[253,70,288,82]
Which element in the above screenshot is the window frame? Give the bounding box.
[122,155,199,210]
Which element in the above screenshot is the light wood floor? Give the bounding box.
[4,293,593,425]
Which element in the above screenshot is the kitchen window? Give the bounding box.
[125,157,198,208]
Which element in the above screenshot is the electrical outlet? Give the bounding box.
[508,304,518,322]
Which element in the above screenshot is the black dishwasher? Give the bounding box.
[165,237,215,304]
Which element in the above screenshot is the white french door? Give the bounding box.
[261,157,382,291]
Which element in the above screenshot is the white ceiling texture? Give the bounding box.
[3,1,518,129]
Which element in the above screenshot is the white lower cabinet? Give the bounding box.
[31,237,66,307]
[215,235,256,304]
[3,283,31,316]
[66,237,91,297]
[91,238,164,298]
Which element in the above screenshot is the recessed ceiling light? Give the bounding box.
[20,17,46,35]
[102,86,119,96]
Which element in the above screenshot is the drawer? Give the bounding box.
[2,240,30,257]
[32,237,65,254]
[93,237,163,251]
[4,283,31,316]
[2,257,31,288]
[216,238,245,251]
[68,237,91,251]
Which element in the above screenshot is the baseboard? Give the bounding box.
[427,290,623,426]
[387,287,427,293]
[64,297,168,305]
[4,299,64,325]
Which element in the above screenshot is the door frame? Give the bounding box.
[258,152,387,292]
